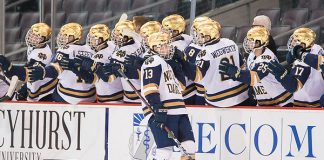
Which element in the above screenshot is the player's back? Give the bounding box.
[196,38,248,107]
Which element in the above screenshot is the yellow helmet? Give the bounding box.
[287,27,316,51]
[87,24,110,51]
[192,16,212,30]
[112,20,135,46]
[140,21,162,38]
[147,32,173,59]
[57,23,83,48]
[162,14,186,36]
[25,23,51,47]
[243,26,269,53]
[196,20,221,45]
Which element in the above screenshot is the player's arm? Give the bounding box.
[0,55,28,82]
[172,48,197,81]
[142,64,162,105]
[218,61,252,85]
[302,53,323,71]
[267,60,310,93]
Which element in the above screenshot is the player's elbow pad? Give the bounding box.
[45,66,59,78]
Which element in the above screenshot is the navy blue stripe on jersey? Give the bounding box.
[184,46,201,63]
[304,53,321,70]
[142,106,152,116]
[27,78,58,99]
[291,64,311,85]
[206,83,248,102]
[97,91,124,102]
[58,83,96,98]
[294,100,320,107]
[162,99,185,109]
[257,91,293,106]
[124,90,141,100]
[251,62,270,80]
[196,83,205,94]
[239,53,245,67]
[183,83,196,96]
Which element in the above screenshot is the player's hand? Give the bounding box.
[75,55,97,72]
[219,61,240,79]
[172,49,186,63]
[292,45,307,60]
[0,55,12,73]
[124,54,144,69]
[95,63,121,81]
[152,103,167,127]
[267,60,288,81]
[27,66,45,82]
[59,56,75,71]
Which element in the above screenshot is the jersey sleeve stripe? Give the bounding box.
[196,84,205,94]
[294,100,320,107]
[143,83,159,90]
[58,83,96,98]
[27,79,58,98]
[183,84,196,96]
[97,91,124,102]
[206,83,248,102]
[257,91,292,106]
[194,67,203,82]
[51,63,62,74]
[163,101,185,107]
[124,90,140,100]
[317,55,322,70]
[250,71,260,86]
[144,89,159,96]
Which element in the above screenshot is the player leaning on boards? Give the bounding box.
[0,23,57,101]
[179,20,250,107]
[27,23,96,104]
[267,28,324,107]
[141,32,196,160]
[219,26,294,106]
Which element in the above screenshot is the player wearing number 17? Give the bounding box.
[141,32,196,160]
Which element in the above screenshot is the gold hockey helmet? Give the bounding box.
[162,14,186,37]
[243,26,269,53]
[57,23,82,48]
[196,20,221,45]
[25,23,51,47]
[287,27,316,51]
[147,32,173,59]
[87,24,110,51]
[112,20,135,46]
[140,21,162,45]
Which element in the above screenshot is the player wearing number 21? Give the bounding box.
[219,26,293,107]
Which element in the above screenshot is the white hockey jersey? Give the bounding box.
[111,40,145,103]
[92,41,123,103]
[171,34,192,52]
[247,48,293,106]
[195,38,249,107]
[26,45,58,101]
[293,44,324,107]
[54,44,96,104]
[141,55,187,116]
[0,72,9,99]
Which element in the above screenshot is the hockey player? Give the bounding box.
[182,16,213,105]
[141,31,195,160]
[110,20,145,103]
[0,23,57,101]
[27,23,96,104]
[267,28,324,107]
[219,26,293,106]
[179,20,249,107]
[0,72,9,99]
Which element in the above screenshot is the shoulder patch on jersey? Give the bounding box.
[93,53,104,59]
[115,50,126,58]
[37,52,48,60]
[197,50,207,58]
[144,56,155,65]
[261,55,272,60]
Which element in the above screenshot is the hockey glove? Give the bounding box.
[292,45,307,60]
[16,83,27,101]
[124,54,144,70]
[152,103,168,127]
[219,61,240,79]
[74,68,95,84]
[59,56,75,71]
[0,55,12,73]
[75,55,97,72]
[27,66,46,82]
[95,63,121,82]
[172,49,187,63]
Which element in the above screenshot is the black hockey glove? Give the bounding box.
[75,55,97,72]
[0,55,12,73]
[152,103,168,127]
[292,45,307,60]
[219,61,240,79]
[27,65,46,82]
[124,54,144,70]
[95,63,121,82]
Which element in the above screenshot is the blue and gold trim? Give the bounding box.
[294,100,320,107]
[28,79,58,99]
[162,99,185,108]
[124,90,140,100]
[257,91,292,106]
[97,91,123,102]
[58,83,96,98]
[183,83,196,97]
[206,83,248,102]
[196,83,205,95]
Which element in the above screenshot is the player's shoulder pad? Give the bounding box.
[196,49,208,59]
[260,48,276,61]
[142,55,162,68]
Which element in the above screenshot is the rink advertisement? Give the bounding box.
[108,106,324,160]
[0,103,108,160]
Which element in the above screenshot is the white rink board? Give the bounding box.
[0,102,323,160]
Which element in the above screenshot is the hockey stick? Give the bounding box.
[0,75,19,102]
[117,69,193,159]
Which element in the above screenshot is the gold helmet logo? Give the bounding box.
[196,20,221,45]
[162,14,186,36]
[57,23,83,48]
[87,24,110,51]
[243,26,269,53]
[288,27,316,51]
[25,23,51,47]
[112,20,135,46]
